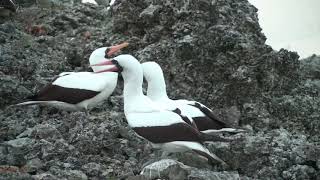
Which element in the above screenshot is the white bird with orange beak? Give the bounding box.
[15,42,129,114]
[91,55,228,166]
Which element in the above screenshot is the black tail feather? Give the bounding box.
[200,133,233,142]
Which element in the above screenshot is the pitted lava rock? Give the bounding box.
[0,0,319,179]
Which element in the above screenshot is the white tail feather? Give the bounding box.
[13,101,82,112]
[188,142,227,165]
[14,101,49,106]
[202,128,246,134]
[167,141,227,165]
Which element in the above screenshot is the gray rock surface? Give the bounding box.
[0,0,319,179]
[140,159,241,180]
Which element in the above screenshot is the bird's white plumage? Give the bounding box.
[81,0,98,5]
[54,47,119,92]
[155,99,204,117]
[89,47,112,72]
[160,141,210,154]
[142,62,239,133]
[16,100,81,111]
[115,55,191,128]
[110,0,116,6]
[202,128,239,134]
[52,72,117,92]
[127,110,187,128]
[15,100,77,110]
[142,62,204,117]
[113,55,194,129]
[8,0,14,5]
[114,55,225,165]
[15,47,119,111]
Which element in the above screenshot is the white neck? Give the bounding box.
[89,47,109,73]
[122,68,146,113]
[123,72,143,100]
[146,70,169,102]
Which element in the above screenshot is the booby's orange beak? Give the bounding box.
[105,42,129,58]
[91,60,121,73]
[91,60,114,66]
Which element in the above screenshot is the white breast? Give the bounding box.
[126,110,185,128]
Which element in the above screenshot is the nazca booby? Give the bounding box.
[92,55,227,165]
[15,42,128,113]
[141,62,244,134]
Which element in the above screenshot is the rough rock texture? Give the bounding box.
[140,159,241,180]
[0,0,319,179]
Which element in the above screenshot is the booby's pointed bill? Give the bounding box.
[91,60,114,66]
[91,60,121,73]
[95,66,119,73]
[106,42,129,57]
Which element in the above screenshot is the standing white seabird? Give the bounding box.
[141,62,244,134]
[15,42,128,113]
[91,55,227,165]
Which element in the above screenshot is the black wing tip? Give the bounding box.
[192,102,231,127]
[171,108,195,128]
[171,108,182,114]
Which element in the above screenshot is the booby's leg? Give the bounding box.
[85,109,100,121]
[84,109,89,116]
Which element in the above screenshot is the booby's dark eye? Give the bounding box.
[111,60,123,72]
[104,48,110,58]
